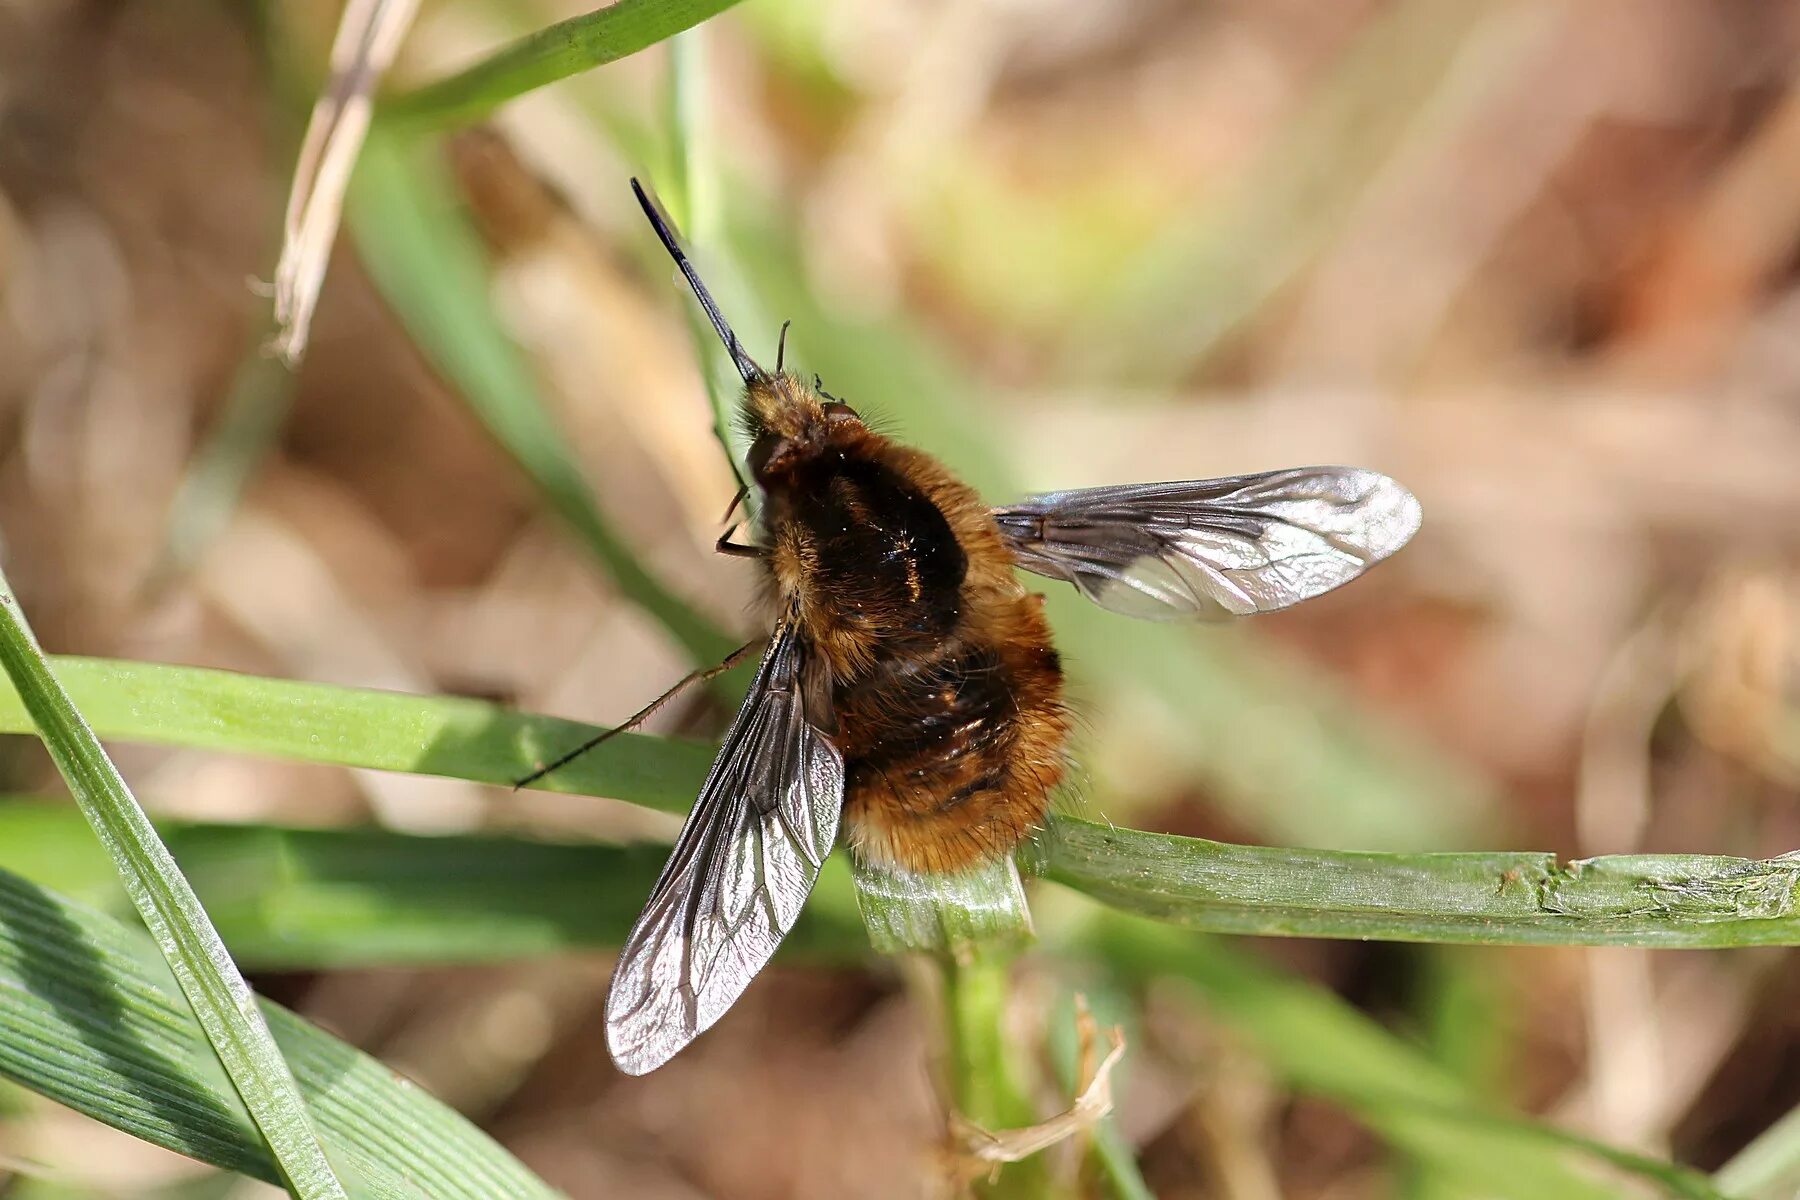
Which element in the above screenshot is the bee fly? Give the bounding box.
[535,180,1422,1075]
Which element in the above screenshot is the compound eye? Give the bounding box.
[747,434,779,477]
[821,401,859,422]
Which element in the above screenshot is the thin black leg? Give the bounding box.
[514,638,761,788]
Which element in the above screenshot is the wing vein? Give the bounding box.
[603,608,845,1075]
[994,467,1421,620]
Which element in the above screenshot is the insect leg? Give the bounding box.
[715,483,767,558]
[716,529,766,558]
[514,638,762,788]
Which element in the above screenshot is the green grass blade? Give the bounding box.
[0,862,558,1198]
[0,655,716,813]
[853,855,1034,958]
[0,809,1731,1199]
[1716,1101,1800,1200]
[1399,947,1510,1200]
[1081,913,1723,1200]
[1034,816,1800,948]
[1090,0,1498,378]
[1424,1112,1728,1200]
[345,127,738,669]
[0,803,869,969]
[0,659,1794,949]
[0,589,348,1199]
[151,17,305,592]
[656,24,755,494]
[383,0,745,128]
[150,338,296,590]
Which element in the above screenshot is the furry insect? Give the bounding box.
[537,181,1423,1075]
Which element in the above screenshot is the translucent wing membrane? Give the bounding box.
[992,467,1421,620]
[605,610,844,1075]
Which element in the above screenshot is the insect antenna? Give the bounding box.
[630,178,764,384]
[814,373,845,404]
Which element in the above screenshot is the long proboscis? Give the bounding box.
[630,178,764,384]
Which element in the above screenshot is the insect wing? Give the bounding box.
[604,613,844,1075]
[992,467,1421,620]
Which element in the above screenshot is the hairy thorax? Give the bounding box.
[756,416,1068,874]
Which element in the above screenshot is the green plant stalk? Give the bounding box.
[0,589,347,1199]
[854,857,1038,1190]
[1033,816,1800,948]
[382,0,745,127]
[346,127,739,672]
[943,956,1035,1126]
[941,953,1046,1199]
[0,860,557,1198]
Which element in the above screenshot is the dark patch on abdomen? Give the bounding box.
[937,769,1005,813]
[835,642,1016,795]
[834,590,1069,873]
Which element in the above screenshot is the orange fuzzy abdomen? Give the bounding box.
[834,594,1067,874]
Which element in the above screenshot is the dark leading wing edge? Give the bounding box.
[604,607,844,1076]
[992,467,1422,620]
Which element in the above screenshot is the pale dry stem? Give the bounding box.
[269,0,420,366]
[947,999,1126,1187]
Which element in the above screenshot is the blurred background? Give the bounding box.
[2,0,1799,1195]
